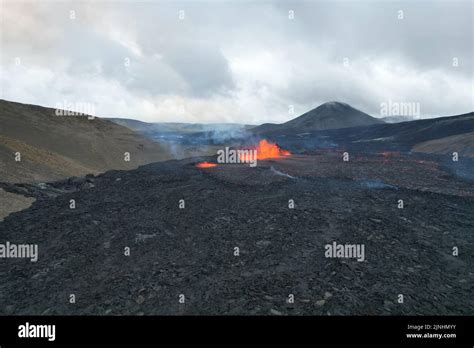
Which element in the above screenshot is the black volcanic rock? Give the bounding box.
[253,102,383,134]
[0,154,473,315]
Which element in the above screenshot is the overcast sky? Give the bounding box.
[1,0,472,124]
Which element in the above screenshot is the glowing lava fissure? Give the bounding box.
[196,161,218,168]
[243,139,291,160]
[196,140,290,169]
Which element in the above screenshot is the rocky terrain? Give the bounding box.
[0,152,472,315]
[1,99,473,315]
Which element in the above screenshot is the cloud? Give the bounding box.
[161,40,234,97]
[1,0,472,124]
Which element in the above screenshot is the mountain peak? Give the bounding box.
[316,101,354,111]
[276,101,383,132]
[321,101,350,107]
[252,101,383,134]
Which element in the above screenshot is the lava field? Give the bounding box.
[0,152,473,315]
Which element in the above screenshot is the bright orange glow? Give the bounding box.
[196,161,218,168]
[240,139,291,160]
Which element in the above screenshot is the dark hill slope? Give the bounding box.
[253,102,383,134]
[0,99,174,183]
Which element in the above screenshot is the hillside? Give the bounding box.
[413,132,474,157]
[0,99,174,184]
[252,102,383,134]
[266,111,474,156]
[0,99,177,220]
[110,118,254,137]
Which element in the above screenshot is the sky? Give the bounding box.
[1,0,473,124]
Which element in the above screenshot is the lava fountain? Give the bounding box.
[243,139,291,160]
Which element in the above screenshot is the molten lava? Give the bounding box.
[196,161,218,168]
[241,139,291,161]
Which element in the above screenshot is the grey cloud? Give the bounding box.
[1,0,472,123]
[162,41,234,97]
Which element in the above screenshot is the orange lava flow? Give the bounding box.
[196,161,218,168]
[240,139,291,160]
